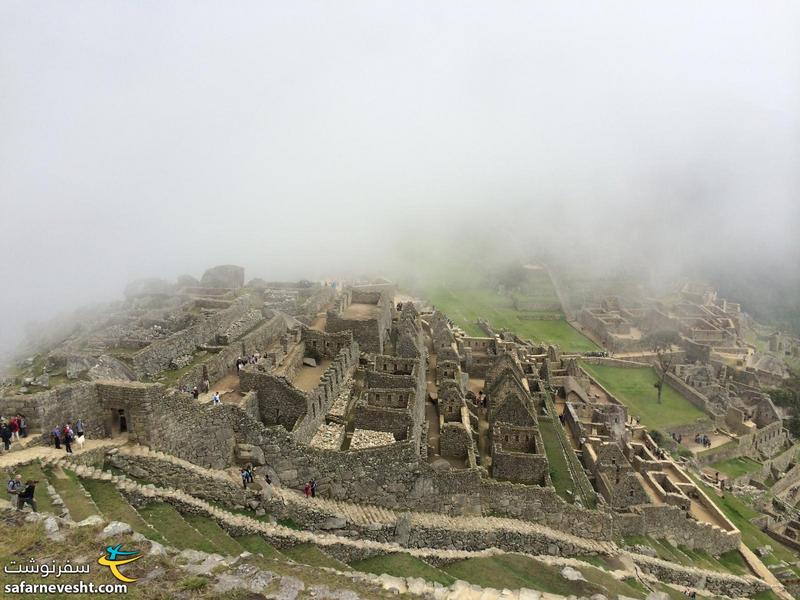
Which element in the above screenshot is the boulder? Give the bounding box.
[560,566,586,582]
[97,521,133,540]
[76,515,104,528]
[200,265,245,289]
[43,516,64,541]
[302,357,317,367]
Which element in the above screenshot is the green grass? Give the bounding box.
[11,463,59,514]
[283,544,349,570]
[182,513,245,556]
[350,553,455,586]
[581,363,707,430]
[537,419,577,502]
[80,478,165,544]
[443,554,646,598]
[235,535,285,559]
[424,286,599,352]
[44,468,97,521]
[710,456,762,479]
[137,502,218,553]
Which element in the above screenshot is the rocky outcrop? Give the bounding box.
[201,265,245,289]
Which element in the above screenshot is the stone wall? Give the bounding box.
[439,422,473,459]
[131,298,256,377]
[173,312,289,392]
[0,383,104,438]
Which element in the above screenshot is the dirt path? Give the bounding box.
[0,436,127,469]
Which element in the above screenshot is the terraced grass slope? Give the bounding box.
[183,513,246,556]
[80,477,166,544]
[234,534,286,559]
[138,502,219,553]
[350,553,455,586]
[424,286,599,352]
[443,554,648,598]
[710,456,762,479]
[44,467,97,522]
[581,362,707,430]
[282,543,350,570]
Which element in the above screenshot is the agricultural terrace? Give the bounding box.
[580,362,707,430]
[423,270,599,352]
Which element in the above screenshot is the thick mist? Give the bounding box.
[1,1,799,356]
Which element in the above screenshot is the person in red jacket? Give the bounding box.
[8,417,19,443]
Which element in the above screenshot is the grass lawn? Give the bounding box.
[235,534,285,559]
[282,544,350,570]
[45,468,98,522]
[138,502,218,553]
[537,419,577,502]
[350,553,455,586]
[710,456,762,479]
[443,554,646,598]
[80,478,166,544]
[424,286,599,352]
[182,513,245,556]
[580,363,707,430]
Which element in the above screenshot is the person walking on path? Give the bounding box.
[63,424,74,454]
[17,479,38,512]
[9,417,19,442]
[192,387,199,400]
[240,468,248,490]
[212,392,221,405]
[75,419,84,437]
[18,414,27,438]
[310,479,317,498]
[304,482,311,498]
[7,474,22,508]
[0,423,11,451]
[51,426,61,449]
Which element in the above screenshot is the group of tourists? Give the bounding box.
[240,463,271,489]
[695,433,713,448]
[6,474,37,512]
[303,479,317,498]
[50,420,85,454]
[0,414,28,451]
[235,354,261,373]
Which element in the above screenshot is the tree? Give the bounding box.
[644,330,682,404]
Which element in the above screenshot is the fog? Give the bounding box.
[1,1,799,356]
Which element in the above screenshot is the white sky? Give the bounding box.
[1,1,799,351]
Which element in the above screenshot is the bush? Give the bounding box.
[178,576,209,591]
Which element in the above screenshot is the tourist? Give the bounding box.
[311,479,317,498]
[240,468,248,490]
[63,423,74,454]
[75,418,84,438]
[17,479,38,512]
[51,425,61,449]
[212,392,221,405]
[6,474,22,507]
[18,414,27,438]
[0,422,11,451]
[9,416,19,442]
[202,379,210,393]
[304,481,311,498]
[192,387,199,400]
